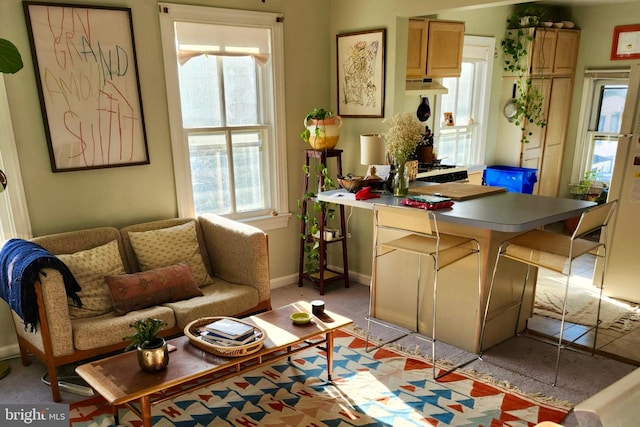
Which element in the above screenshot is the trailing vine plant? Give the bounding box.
[501,4,549,144]
[297,162,336,275]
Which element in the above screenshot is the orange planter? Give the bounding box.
[303,116,343,150]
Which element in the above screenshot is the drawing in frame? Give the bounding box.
[611,24,640,60]
[23,2,149,172]
[336,28,386,118]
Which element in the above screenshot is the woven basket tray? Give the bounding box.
[184,317,266,357]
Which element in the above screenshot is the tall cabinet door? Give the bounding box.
[538,77,573,196]
[520,78,551,194]
[406,19,428,79]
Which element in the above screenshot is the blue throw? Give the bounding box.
[0,238,81,331]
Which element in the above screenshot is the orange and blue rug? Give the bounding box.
[69,329,569,426]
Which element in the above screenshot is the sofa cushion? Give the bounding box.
[106,262,204,315]
[162,278,259,328]
[127,221,214,287]
[71,305,176,351]
[57,240,125,319]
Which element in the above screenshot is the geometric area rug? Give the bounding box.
[69,329,569,426]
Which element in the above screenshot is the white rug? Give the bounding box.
[534,273,640,331]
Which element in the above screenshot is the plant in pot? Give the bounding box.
[301,108,343,151]
[124,318,169,373]
[297,164,336,275]
[569,170,598,200]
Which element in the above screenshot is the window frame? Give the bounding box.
[0,74,32,244]
[436,35,494,167]
[158,3,289,231]
[571,69,629,185]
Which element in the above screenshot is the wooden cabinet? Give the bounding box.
[406,18,464,79]
[513,28,580,196]
[530,28,580,76]
[520,77,574,196]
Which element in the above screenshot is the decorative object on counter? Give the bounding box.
[360,134,385,179]
[336,28,386,118]
[337,175,380,193]
[123,318,169,373]
[383,112,424,197]
[301,108,343,150]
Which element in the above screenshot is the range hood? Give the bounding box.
[405,79,448,95]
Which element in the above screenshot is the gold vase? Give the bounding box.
[137,338,169,373]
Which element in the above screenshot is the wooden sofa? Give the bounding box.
[8,214,271,402]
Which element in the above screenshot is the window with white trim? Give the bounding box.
[573,70,628,186]
[436,36,494,166]
[158,4,289,230]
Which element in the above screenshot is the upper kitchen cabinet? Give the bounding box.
[406,18,465,79]
[530,28,580,76]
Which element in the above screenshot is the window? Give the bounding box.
[573,70,629,186]
[0,75,32,244]
[436,36,494,166]
[159,4,289,230]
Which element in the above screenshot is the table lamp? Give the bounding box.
[360,134,385,179]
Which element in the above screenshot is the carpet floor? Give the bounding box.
[69,328,569,427]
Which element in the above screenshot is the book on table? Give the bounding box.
[203,318,254,340]
[199,329,257,346]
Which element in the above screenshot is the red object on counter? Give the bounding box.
[400,198,454,210]
[355,187,380,200]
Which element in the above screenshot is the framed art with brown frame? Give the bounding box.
[336,28,386,118]
[23,2,149,172]
[611,24,640,61]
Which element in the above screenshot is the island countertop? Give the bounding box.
[318,187,596,233]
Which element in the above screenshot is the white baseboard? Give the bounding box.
[270,267,370,289]
[0,343,20,360]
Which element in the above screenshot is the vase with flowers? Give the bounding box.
[383,112,424,196]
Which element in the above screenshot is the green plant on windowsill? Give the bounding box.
[297,164,336,275]
[569,170,598,199]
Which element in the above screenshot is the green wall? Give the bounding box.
[2,0,640,352]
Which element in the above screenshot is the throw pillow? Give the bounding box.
[106,262,204,315]
[58,240,125,319]
[127,221,214,287]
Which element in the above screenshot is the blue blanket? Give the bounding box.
[0,238,81,331]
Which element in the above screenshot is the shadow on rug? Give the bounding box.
[70,329,569,426]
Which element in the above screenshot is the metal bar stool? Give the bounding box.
[366,204,481,379]
[479,200,617,386]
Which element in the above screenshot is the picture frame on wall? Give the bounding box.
[611,24,640,60]
[336,28,386,118]
[23,2,149,172]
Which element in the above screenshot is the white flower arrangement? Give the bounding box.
[383,112,424,164]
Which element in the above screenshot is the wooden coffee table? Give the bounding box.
[75,301,352,427]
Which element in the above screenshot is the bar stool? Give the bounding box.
[479,200,617,386]
[366,204,481,379]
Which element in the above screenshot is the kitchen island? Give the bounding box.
[319,186,595,352]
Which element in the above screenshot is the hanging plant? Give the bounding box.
[296,163,336,274]
[501,27,547,144]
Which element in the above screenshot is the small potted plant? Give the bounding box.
[569,170,598,200]
[124,318,169,372]
[301,108,343,150]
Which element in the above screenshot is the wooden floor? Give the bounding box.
[529,254,640,366]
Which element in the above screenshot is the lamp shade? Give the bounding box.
[360,134,385,165]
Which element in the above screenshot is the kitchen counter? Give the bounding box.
[319,185,595,352]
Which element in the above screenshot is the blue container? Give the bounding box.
[483,165,538,194]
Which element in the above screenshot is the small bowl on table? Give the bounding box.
[290,312,312,325]
[338,176,380,193]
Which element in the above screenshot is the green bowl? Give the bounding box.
[290,312,311,324]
